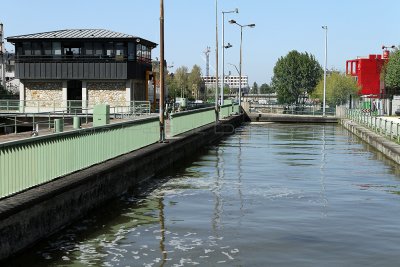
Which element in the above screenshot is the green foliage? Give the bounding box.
[385,50,400,91]
[252,82,258,94]
[272,50,322,104]
[311,72,359,106]
[188,65,203,100]
[260,83,274,94]
[167,65,204,100]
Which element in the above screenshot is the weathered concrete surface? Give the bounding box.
[0,115,243,261]
[341,119,400,164]
[248,113,338,123]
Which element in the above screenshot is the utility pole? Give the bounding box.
[0,22,5,89]
[215,0,219,122]
[159,0,166,142]
[322,26,328,116]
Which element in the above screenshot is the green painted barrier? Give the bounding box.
[0,117,159,199]
[169,103,239,136]
[170,107,215,136]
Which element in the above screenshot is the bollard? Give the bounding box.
[54,119,64,133]
[73,116,81,129]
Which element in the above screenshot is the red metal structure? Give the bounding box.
[346,54,386,97]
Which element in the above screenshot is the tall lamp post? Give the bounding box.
[229,20,255,111]
[215,0,219,122]
[221,8,238,105]
[322,25,328,116]
[159,0,166,142]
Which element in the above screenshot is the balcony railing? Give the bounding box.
[14,54,152,64]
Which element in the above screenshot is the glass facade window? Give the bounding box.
[43,42,52,55]
[94,42,103,56]
[105,42,114,57]
[32,42,41,56]
[128,42,135,60]
[136,44,151,62]
[22,42,31,55]
[84,42,93,55]
[115,42,125,56]
[52,42,62,55]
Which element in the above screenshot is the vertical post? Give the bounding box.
[215,0,219,122]
[159,0,166,142]
[322,26,328,116]
[239,26,243,112]
[221,12,224,106]
[0,22,5,89]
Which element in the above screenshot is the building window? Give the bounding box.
[52,42,62,55]
[84,42,93,55]
[32,42,41,56]
[94,42,103,56]
[43,42,52,55]
[115,42,125,61]
[22,42,31,55]
[128,42,135,61]
[136,44,151,63]
[105,42,114,57]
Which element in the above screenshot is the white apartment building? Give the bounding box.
[202,75,249,93]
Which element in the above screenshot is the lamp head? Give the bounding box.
[229,19,237,24]
[248,24,256,28]
[235,8,239,13]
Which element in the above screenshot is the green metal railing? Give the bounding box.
[249,103,336,116]
[170,107,215,136]
[345,109,400,143]
[0,117,159,199]
[220,100,240,119]
[169,103,239,136]
[0,100,151,115]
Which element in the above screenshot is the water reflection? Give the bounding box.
[6,123,400,266]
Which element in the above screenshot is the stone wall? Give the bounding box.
[24,82,63,107]
[87,81,126,104]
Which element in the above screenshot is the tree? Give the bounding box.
[174,66,189,98]
[271,50,323,104]
[252,82,258,94]
[311,72,359,106]
[260,83,274,94]
[385,49,400,96]
[166,73,179,99]
[188,65,203,100]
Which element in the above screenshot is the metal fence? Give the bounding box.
[248,103,336,116]
[0,117,160,199]
[0,100,151,115]
[346,109,400,143]
[169,103,239,137]
[0,102,240,199]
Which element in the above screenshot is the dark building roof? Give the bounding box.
[7,29,157,47]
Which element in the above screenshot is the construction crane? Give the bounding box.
[203,46,211,77]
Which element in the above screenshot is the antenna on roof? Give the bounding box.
[203,46,211,76]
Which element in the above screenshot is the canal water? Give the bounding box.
[7,123,400,266]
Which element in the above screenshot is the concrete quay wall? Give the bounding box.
[341,119,400,164]
[248,113,338,123]
[0,115,243,261]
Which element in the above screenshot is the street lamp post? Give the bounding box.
[322,26,328,116]
[221,8,238,105]
[215,0,219,122]
[159,0,166,142]
[229,20,255,111]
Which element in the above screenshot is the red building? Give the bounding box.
[346,54,386,97]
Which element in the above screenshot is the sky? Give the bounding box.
[1,0,400,86]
